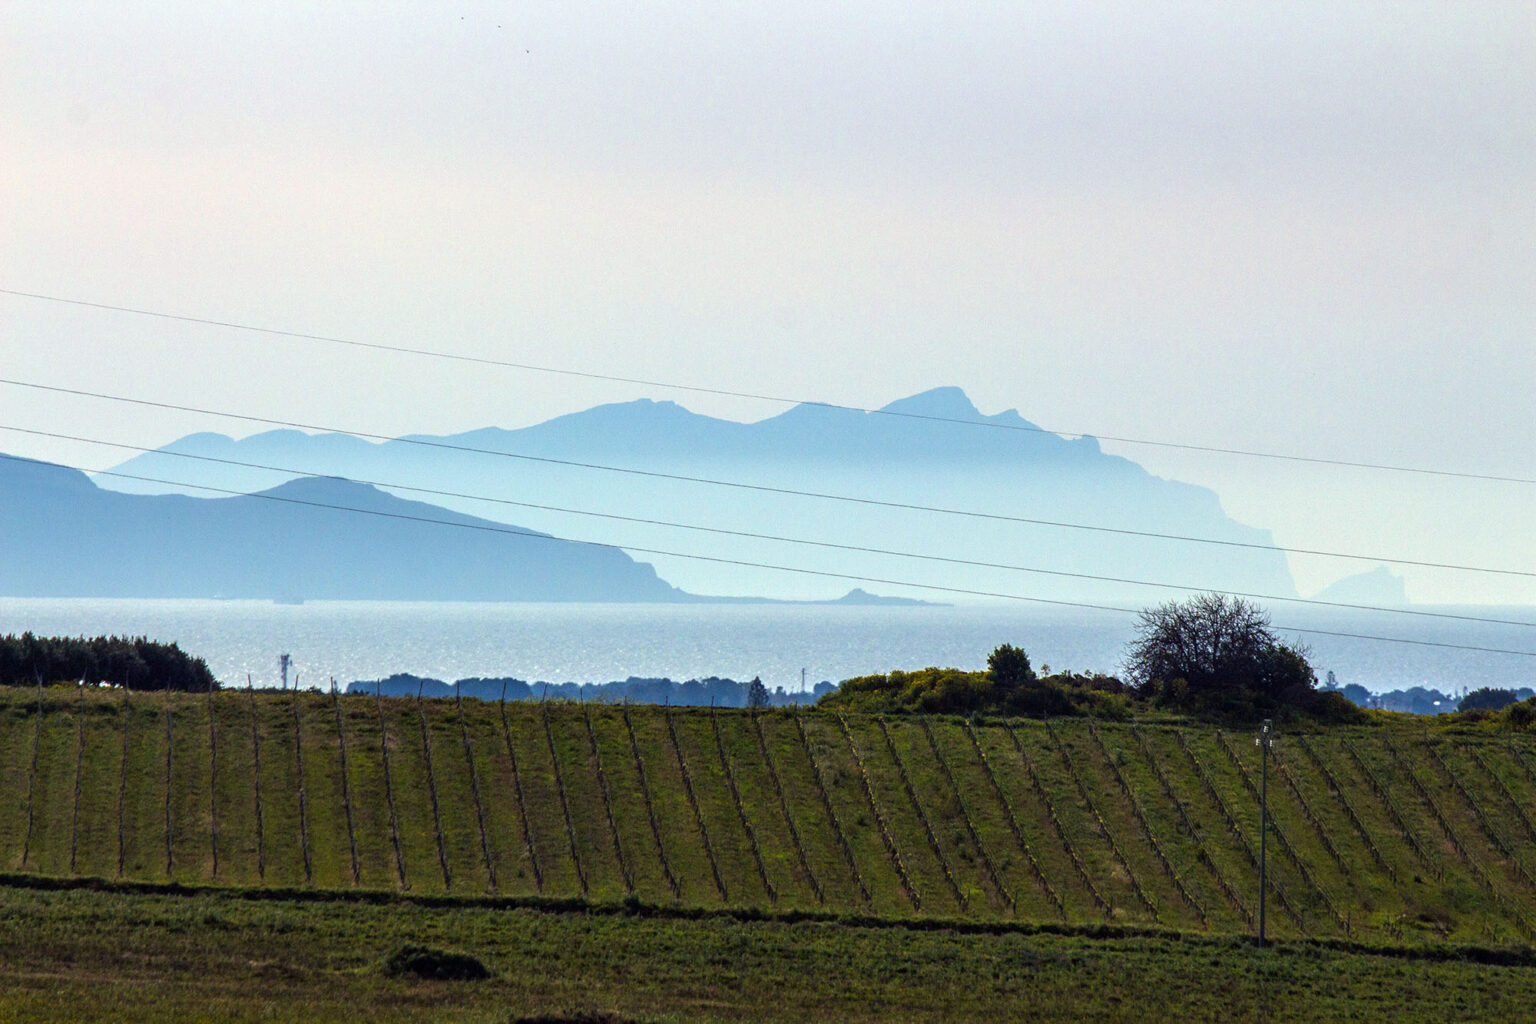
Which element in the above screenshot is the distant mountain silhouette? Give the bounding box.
[1311,567,1410,607]
[0,456,684,601]
[97,387,1298,602]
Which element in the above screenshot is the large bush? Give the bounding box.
[1124,595,1329,721]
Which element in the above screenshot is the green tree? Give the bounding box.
[986,643,1036,689]
[746,675,771,708]
[1124,594,1316,718]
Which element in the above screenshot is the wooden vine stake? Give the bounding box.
[664,704,726,902]
[457,683,498,893]
[290,675,313,885]
[583,698,632,895]
[247,674,267,881]
[69,679,87,875]
[415,680,452,890]
[711,701,775,904]
[499,683,543,892]
[116,677,131,878]
[542,693,587,895]
[330,679,361,886]
[794,710,870,906]
[878,716,962,909]
[375,682,409,890]
[752,710,822,904]
[207,675,220,879]
[162,683,174,877]
[21,674,43,868]
[961,719,1062,919]
[622,701,677,899]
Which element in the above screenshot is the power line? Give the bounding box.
[3,376,1533,581]
[6,421,1535,632]
[4,286,1532,487]
[6,450,1534,661]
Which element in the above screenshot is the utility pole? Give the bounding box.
[1256,718,1274,948]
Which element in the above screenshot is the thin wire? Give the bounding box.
[4,287,1532,486]
[3,376,1533,580]
[6,422,1534,631]
[7,450,1534,660]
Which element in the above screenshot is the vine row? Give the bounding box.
[1088,723,1204,924]
[206,683,220,880]
[621,704,677,898]
[329,683,361,887]
[752,711,822,904]
[1338,737,1437,878]
[374,686,409,890]
[921,717,1013,913]
[1463,742,1536,847]
[961,719,1062,918]
[1047,720,1158,921]
[1406,736,1529,902]
[584,703,633,895]
[1293,735,1394,882]
[459,689,499,893]
[22,678,42,867]
[663,708,727,902]
[542,701,587,895]
[1005,723,1111,916]
[70,682,87,876]
[117,684,131,878]
[248,678,267,882]
[1174,730,1304,930]
[290,688,312,885]
[1131,728,1252,927]
[878,717,965,910]
[793,711,870,906]
[837,713,920,911]
[1270,748,1347,873]
[498,688,543,892]
[711,705,775,904]
[415,688,452,890]
[1214,731,1346,932]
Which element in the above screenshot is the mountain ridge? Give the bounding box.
[93,387,1297,602]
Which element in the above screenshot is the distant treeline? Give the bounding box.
[0,633,216,692]
[1333,682,1536,715]
[345,672,837,707]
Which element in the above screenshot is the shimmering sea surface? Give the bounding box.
[1,598,1533,695]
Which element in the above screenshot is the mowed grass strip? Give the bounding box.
[4,882,1536,1023]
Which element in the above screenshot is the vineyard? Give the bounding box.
[3,684,1536,946]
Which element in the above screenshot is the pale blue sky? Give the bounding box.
[3,2,1533,603]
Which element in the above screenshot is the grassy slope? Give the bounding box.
[4,686,1536,946]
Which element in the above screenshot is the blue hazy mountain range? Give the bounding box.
[90,387,1298,603]
[0,456,684,601]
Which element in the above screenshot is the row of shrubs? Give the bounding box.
[0,632,216,692]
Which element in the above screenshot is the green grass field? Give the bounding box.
[3,684,1536,1019]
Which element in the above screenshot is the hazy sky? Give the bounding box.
[3,3,1534,604]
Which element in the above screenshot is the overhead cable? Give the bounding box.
[5,422,1535,632]
[5,450,1534,661]
[3,376,1532,581]
[3,287,1531,486]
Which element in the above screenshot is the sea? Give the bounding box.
[3,598,1534,697]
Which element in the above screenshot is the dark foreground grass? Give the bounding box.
[0,883,1532,1023]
